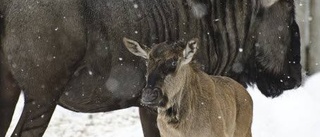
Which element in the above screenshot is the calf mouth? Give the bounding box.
[140,87,166,107]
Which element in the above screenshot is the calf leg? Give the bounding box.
[139,107,161,137]
[233,89,253,137]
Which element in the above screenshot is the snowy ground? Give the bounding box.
[6,73,320,137]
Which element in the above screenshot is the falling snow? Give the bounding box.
[277,26,284,31]
[3,1,320,136]
[133,4,138,9]
[105,78,120,92]
[88,71,93,75]
[232,63,244,73]
[191,3,207,18]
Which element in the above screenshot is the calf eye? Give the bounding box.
[163,58,177,74]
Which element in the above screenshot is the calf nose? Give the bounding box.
[152,87,161,94]
[142,88,156,102]
[141,87,163,106]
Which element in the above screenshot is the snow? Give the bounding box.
[133,4,139,9]
[191,3,207,18]
[6,73,320,137]
[249,73,320,137]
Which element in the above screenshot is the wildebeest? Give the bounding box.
[123,37,253,137]
[0,0,300,136]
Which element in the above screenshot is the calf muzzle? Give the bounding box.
[141,87,164,106]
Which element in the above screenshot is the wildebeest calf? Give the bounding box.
[123,37,253,137]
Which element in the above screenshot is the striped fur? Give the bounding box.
[0,0,301,136]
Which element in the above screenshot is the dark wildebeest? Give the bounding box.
[123,37,253,137]
[0,0,301,136]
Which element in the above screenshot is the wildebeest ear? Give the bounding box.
[181,38,198,65]
[123,37,149,59]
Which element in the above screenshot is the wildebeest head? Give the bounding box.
[123,37,198,107]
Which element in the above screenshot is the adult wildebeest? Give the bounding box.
[123,37,253,137]
[0,0,301,136]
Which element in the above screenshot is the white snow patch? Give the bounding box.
[248,72,320,137]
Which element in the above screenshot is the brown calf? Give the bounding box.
[123,37,253,137]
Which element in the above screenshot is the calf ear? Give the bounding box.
[181,38,198,65]
[123,37,149,59]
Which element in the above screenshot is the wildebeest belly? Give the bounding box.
[58,0,204,111]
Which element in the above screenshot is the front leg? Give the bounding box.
[139,107,161,137]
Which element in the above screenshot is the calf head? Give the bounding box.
[123,37,198,107]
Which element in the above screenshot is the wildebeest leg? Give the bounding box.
[11,98,57,137]
[139,107,160,137]
[0,52,21,137]
[3,0,86,136]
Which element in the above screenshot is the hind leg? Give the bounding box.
[3,0,86,136]
[11,98,57,136]
[0,55,21,137]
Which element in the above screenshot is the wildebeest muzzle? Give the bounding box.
[141,87,166,107]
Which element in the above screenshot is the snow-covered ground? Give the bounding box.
[6,73,320,137]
